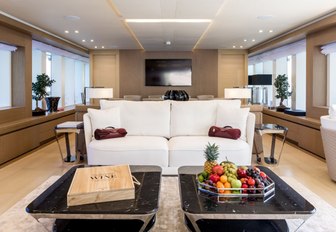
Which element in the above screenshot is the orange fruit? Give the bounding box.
[220,175,228,183]
[223,182,231,194]
[216,181,225,193]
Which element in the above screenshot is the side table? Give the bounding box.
[254,124,288,166]
[55,121,84,163]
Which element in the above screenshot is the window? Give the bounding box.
[0,43,16,108]
[32,41,89,109]
[248,40,306,109]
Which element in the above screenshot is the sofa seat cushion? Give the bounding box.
[87,136,169,167]
[168,136,251,167]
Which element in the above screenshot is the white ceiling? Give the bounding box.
[0,0,336,51]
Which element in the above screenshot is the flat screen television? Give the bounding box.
[145,59,192,86]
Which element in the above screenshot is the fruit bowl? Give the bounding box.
[196,173,275,202]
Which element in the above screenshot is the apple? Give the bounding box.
[231,179,242,189]
[237,167,247,178]
[209,173,220,183]
[212,165,224,176]
[247,178,255,186]
[259,171,267,179]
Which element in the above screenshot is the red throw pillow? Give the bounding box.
[208,126,241,140]
[94,127,127,140]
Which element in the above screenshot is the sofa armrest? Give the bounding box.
[246,113,256,155]
[83,113,93,152]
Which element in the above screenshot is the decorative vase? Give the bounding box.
[45,97,60,112]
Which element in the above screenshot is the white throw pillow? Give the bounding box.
[88,107,121,137]
[215,106,250,141]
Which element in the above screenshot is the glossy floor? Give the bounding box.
[0,135,335,215]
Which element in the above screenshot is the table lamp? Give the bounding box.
[224,88,251,104]
[82,87,113,104]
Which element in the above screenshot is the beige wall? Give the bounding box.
[118,50,218,98]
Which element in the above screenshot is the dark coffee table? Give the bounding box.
[26,165,162,232]
[178,166,315,232]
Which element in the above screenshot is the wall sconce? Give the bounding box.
[82,87,113,105]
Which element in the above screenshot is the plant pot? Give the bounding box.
[32,110,46,116]
[45,97,60,112]
[276,105,290,112]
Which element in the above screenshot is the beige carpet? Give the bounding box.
[0,176,335,232]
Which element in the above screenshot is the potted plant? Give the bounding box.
[32,73,55,116]
[274,74,292,112]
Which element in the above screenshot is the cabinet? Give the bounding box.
[263,109,324,158]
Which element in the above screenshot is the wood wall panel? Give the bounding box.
[218,50,248,98]
[306,27,336,119]
[118,50,218,98]
[0,24,32,124]
[90,50,120,99]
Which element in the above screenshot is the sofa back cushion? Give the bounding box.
[170,100,241,137]
[100,100,171,138]
[87,107,121,137]
[216,106,250,141]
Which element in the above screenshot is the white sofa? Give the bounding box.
[83,100,255,175]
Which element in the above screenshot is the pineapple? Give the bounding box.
[203,142,219,173]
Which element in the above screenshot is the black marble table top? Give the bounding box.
[26,165,162,216]
[178,166,315,217]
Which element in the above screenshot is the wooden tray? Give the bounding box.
[67,165,135,206]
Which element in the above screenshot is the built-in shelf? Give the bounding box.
[263,108,324,159]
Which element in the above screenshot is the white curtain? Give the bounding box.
[0,43,17,52]
[321,42,336,55]
[249,40,306,65]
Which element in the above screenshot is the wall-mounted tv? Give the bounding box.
[145,59,192,86]
[248,74,272,85]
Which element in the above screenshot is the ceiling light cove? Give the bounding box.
[125,19,212,23]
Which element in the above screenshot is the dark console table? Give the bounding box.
[178,166,315,232]
[26,165,162,232]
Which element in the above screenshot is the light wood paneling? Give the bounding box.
[306,27,336,119]
[38,114,75,142]
[263,109,324,158]
[90,50,120,98]
[0,24,32,124]
[118,50,218,98]
[218,50,248,98]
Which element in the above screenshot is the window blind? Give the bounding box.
[0,43,17,52]
[32,40,89,63]
[249,39,306,65]
[321,42,336,55]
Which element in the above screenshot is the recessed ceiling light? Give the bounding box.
[64,30,69,33]
[125,19,211,23]
[90,39,94,42]
[243,39,247,42]
[74,30,79,34]
[257,15,273,20]
[259,29,263,33]
[64,15,80,21]
[101,46,105,49]
[94,46,97,49]
[269,29,273,33]
[233,45,236,48]
[165,41,172,45]
[82,39,86,42]
[252,39,256,42]
[240,45,243,48]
